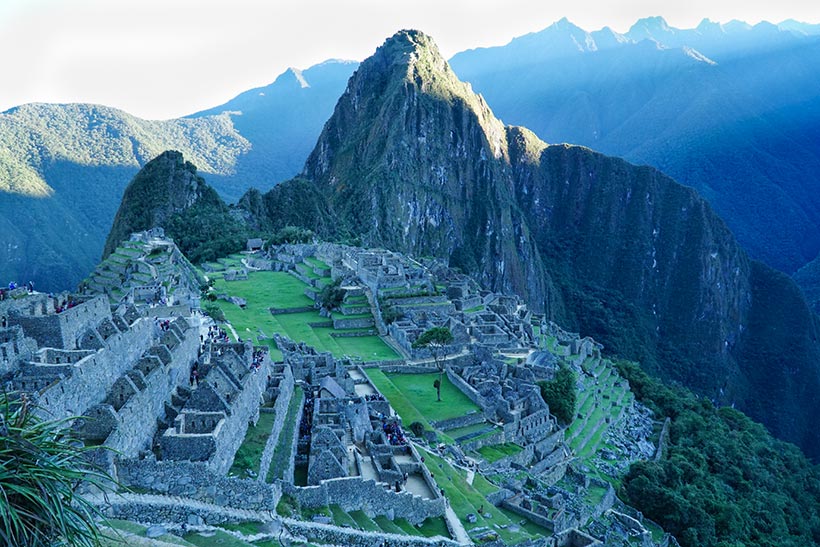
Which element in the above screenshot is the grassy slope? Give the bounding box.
[210,270,398,361]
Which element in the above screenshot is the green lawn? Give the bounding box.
[365,369,433,430]
[210,270,398,361]
[385,372,480,422]
[416,516,451,538]
[477,443,523,463]
[228,413,277,478]
[213,271,313,309]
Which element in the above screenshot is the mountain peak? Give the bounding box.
[374,29,442,67]
[627,16,675,40]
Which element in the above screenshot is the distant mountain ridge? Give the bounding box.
[449,17,820,275]
[0,103,249,291]
[0,60,356,291]
[238,29,820,460]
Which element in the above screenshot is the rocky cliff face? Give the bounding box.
[300,31,555,311]
[242,30,820,458]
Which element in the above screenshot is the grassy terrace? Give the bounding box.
[304,256,329,269]
[477,443,523,463]
[421,450,547,543]
[267,386,303,483]
[208,270,398,362]
[383,372,480,422]
[228,412,277,478]
[365,370,480,427]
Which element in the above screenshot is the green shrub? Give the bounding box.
[538,365,577,425]
[0,393,113,547]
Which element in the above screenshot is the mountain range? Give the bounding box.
[6,17,820,298]
[0,62,352,291]
[449,17,820,276]
[105,29,820,461]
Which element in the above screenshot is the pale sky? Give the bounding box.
[1,0,818,120]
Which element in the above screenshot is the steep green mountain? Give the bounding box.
[0,61,355,293]
[0,103,249,291]
[241,30,820,459]
[449,18,820,274]
[104,150,249,263]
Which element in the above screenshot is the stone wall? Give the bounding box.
[283,387,305,483]
[433,411,485,432]
[445,368,486,409]
[210,361,269,474]
[285,518,460,547]
[333,316,375,330]
[282,476,445,525]
[117,459,283,512]
[102,321,199,458]
[9,295,110,350]
[0,325,30,376]
[258,367,295,483]
[462,429,507,453]
[34,317,154,421]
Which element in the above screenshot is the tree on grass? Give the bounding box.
[0,393,112,547]
[412,327,454,402]
[318,278,345,310]
[538,365,577,425]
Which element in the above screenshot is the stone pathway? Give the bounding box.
[241,257,262,271]
[465,469,475,486]
[445,504,471,545]
[225,322,240,342]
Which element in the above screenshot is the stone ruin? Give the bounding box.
[156,341,270,474]
[269,333,446,524]
[83,230,202,310]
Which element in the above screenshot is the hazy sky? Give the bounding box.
[1,0,818,119]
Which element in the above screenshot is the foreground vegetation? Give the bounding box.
[617,360,820,547]
[0,393,111,547]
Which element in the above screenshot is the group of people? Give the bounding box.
[156,318,173,332]
[54,296,78,314]
[1,281,35,301]
[206,325,230,344]
[364,393,385,402]
[381,419,408,446]
[250,348,266,372]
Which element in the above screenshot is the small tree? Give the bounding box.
[538,365,577,425]
[0,393,112,547]
[412,326,454,402]
[318,278,345,310]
